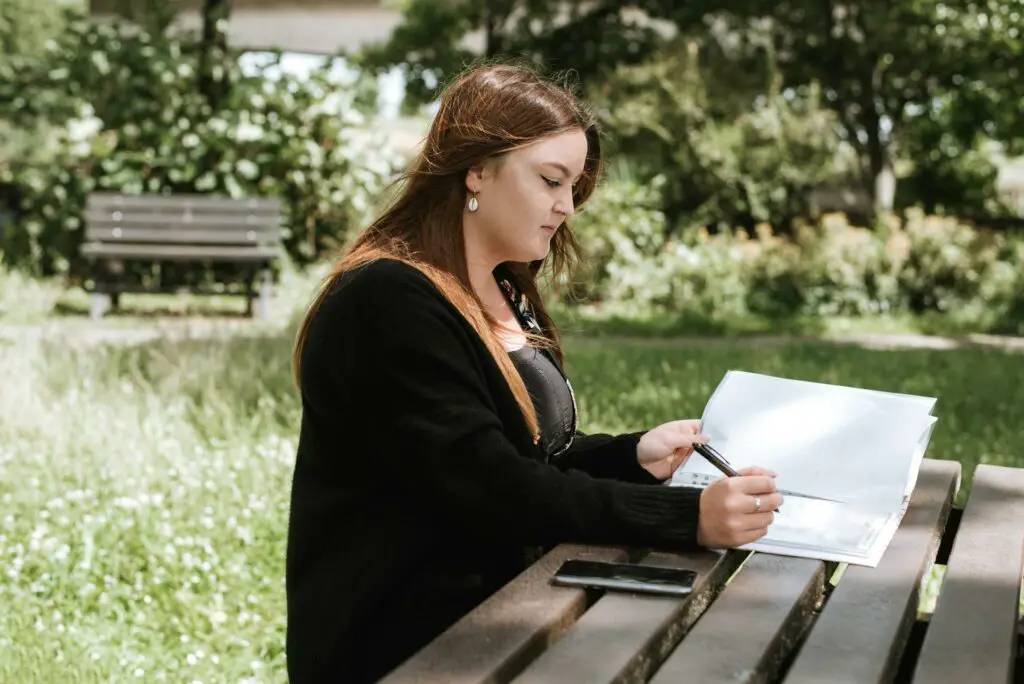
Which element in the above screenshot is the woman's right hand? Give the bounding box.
[697,467,783,548]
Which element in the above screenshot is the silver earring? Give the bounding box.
[467,193,479,212]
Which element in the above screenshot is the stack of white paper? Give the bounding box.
[667,370,939,567]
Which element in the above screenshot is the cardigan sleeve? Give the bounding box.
[334,262,703,550]
[555,431,663,485]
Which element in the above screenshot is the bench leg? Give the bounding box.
[89,293,111,320]
[255,268,272,322]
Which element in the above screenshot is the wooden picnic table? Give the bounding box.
[382,459,1024,683]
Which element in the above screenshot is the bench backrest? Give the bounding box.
[85,193,283,247]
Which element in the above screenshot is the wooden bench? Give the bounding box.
[382,459,1024,683]
[80,193,284,320]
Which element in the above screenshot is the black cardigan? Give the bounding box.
[285,258,703,683]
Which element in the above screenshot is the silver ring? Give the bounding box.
[753,495,762,512]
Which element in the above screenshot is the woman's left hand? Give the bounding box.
[637,419,708,480]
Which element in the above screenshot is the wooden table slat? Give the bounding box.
[650,554,826,684]
[511,549,747,684]
[782,459,961,684]
[380,544,630,684]
[911,463,1024,684]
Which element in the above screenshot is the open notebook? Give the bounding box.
[666,370,940,567]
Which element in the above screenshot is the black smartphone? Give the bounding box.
[551,559,698,597]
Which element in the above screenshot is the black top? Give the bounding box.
[509,345,576,457]
[285,258,703,684]
[496,268,577,459]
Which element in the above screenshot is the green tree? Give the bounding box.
[0,0,65,60]
[600,38,840,231]
[0,0,71,162]
[896,101,1010,219]
[0,8,394,273]
[657,0,1024,214]
[357,0,669,107]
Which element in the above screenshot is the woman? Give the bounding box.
[285,62,782,683]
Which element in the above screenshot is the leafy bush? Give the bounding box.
[797,215,903,317]
[0,8,396,276]
[568,171,751,322]
[566,168,669,303]
[656,230,751,321]
[742,226,806,317]
[568,173,1024,331]
[896,210,1000,313]
[595,39,842,232]
[985,239,1024,334]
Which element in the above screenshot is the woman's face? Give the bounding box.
[464,129,588,265]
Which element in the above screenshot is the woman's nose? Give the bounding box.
[555,194,575,218]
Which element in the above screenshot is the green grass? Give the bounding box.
[561,337,1021,503]
[549,302,1020,340]
[2,318,1024,681]
[0,334,297,683]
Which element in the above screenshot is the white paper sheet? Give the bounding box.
[667,370,938,566]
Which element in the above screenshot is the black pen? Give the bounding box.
[691,442,845,508]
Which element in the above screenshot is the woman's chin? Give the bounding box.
[531,238,554,260]
[510,247,550,263]
[529,247,551,262]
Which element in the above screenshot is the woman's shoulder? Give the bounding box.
[326,258,439,307]
[315,257,467,340]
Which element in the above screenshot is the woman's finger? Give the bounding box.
[740,511,778,530]
[739,465,777,478]
[681,424,708,445]
[736,475,778,495]
[745,492,784,513]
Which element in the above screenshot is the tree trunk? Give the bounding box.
[874,162,896,214]
[483,0,506,57]
[199,0,232,109]
[864,135,896,216]
[858,103,897,218]
[484,4,497,57]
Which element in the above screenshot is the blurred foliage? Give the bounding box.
[595,38,843,233]
[358,0,667,109]
[0,0,71,163]
[570,172,1024,334]
[897,101,1014,219]
[363,0,1024,223]
[660,0,1024,211]
[0,0,66,60]
[2,0,1022,325]
[0,3,395,276]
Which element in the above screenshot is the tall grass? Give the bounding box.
[2,320,1024,681]
[0,333,298,683]
[0,266,70,324]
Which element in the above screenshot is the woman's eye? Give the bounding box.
[542,176,561,188]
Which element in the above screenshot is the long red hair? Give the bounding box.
[293,62,603,440]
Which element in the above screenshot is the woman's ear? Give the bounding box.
[465,164,485,194]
